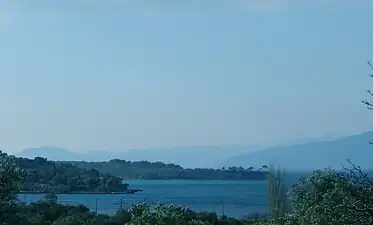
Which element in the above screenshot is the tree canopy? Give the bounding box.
[68,159,268,180]
[1,151,129,193]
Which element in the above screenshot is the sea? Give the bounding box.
[18,173,307,218]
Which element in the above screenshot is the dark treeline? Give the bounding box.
[0,151,129,193]
[2,196,258,225]
[67,159,268,180]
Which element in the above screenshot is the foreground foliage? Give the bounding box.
[0,199,250,225]
[0,153,24,203]
[260,163,373,225]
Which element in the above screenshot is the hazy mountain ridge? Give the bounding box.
[15,131,372,170]
[220,131,373,171]
[17,146,85,161]
[16,145,259,169]
[14,136,331,168]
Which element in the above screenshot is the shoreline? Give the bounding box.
[19,189,142,195]
[120,178,268,181]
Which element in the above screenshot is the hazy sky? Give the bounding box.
[0,0,372,153]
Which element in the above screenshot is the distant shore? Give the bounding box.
[19,189,142,195]
[121,178,268,181]
[119,175,269,180]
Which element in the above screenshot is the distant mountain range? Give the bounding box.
[15,131,373,171]
[15,145,259,169]
[17,146,83,161]
[220,131,373,171]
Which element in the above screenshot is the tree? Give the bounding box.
[125,203,211,225]
[0,151,24,204]
[43,193,58,204]
[50,215,86,225]
[267,165,292,220]
[13,155,130,193]
[362,60,373,145]
[0,151,25,225]
[362,61,373,109]
[289,165,373,225]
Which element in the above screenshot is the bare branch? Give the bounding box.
[362,100,373,110]
[368,61,373,77]
[368,60,373,71]
[342,159,373,186]
[367,90,373,97]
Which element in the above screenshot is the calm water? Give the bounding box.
[19,174,307,218]
[19,180,267,218]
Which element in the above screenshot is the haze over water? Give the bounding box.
[1,0,372,158]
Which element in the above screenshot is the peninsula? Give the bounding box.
[0,151,140,194]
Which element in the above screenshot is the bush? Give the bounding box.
[290,167,373,225]
[257,164,373,225]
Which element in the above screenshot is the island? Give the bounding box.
[66,159,268,180]
[0,151,140,194]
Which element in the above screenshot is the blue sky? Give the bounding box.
[0,0,372,153]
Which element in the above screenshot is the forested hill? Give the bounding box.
[67,159,268,180]
[0,151,129,193]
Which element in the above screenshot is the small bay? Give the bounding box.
[20,180,268,218]
[19,172,307,218]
